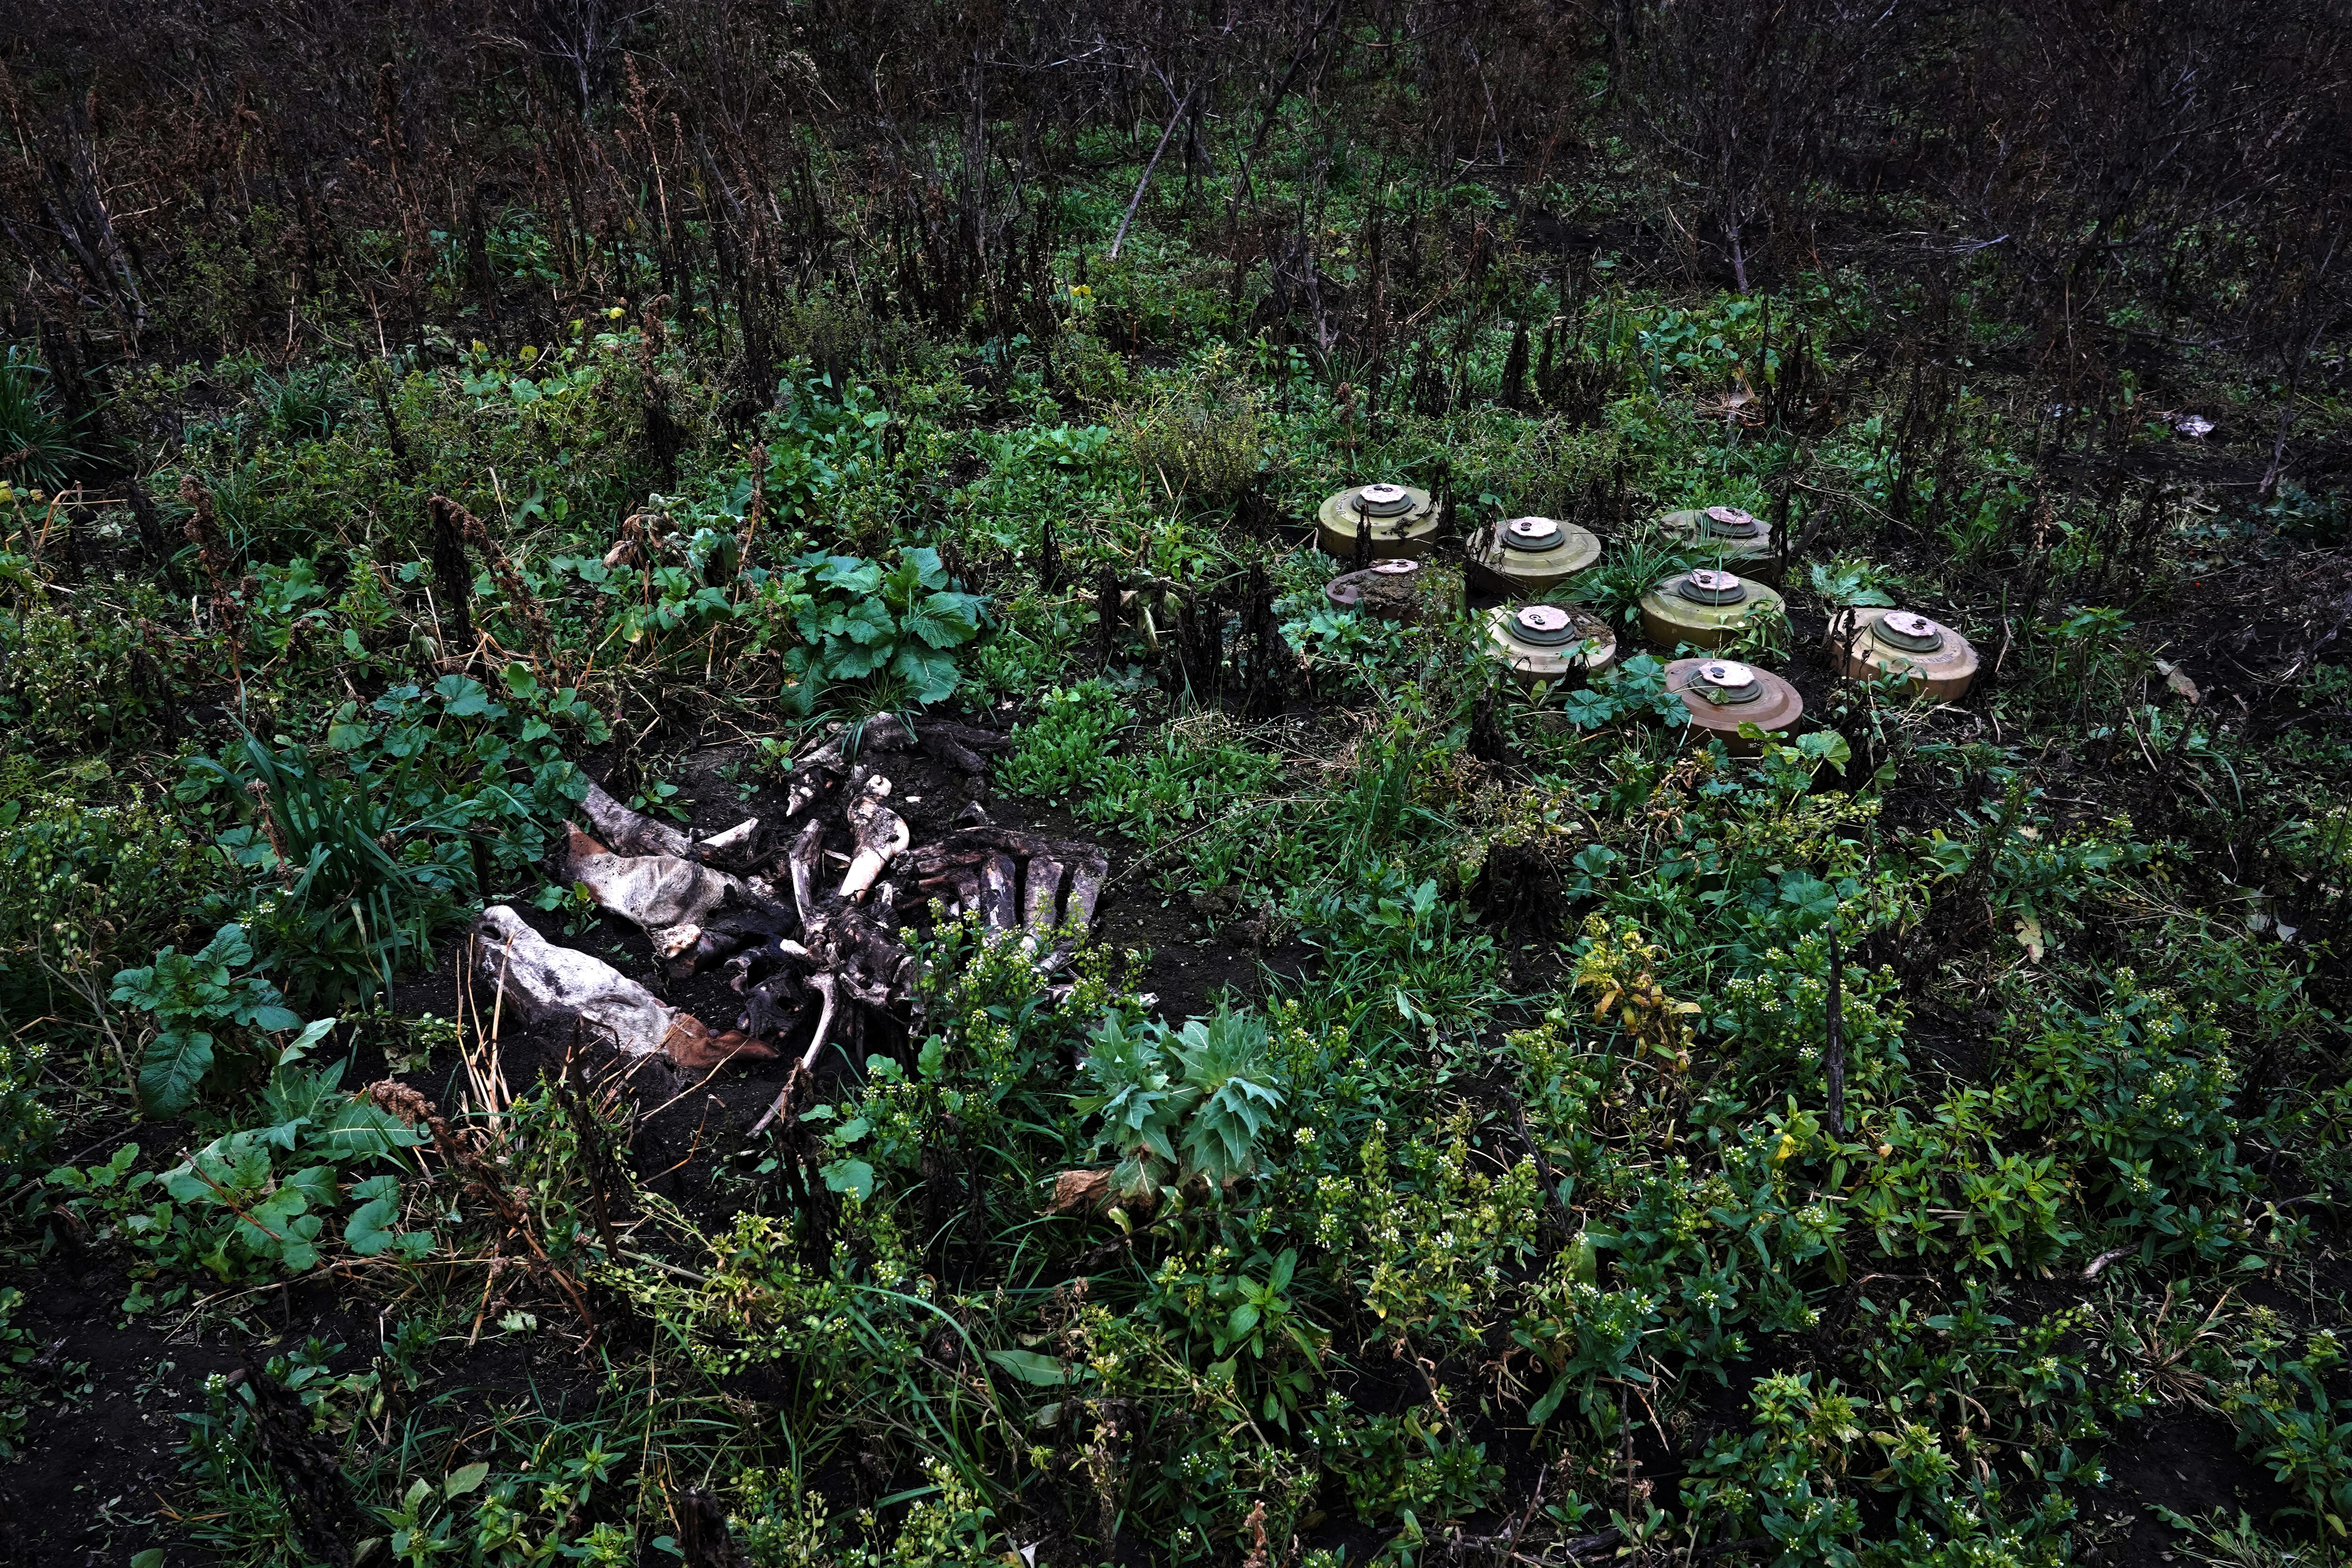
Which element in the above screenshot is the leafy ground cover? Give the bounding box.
[2,7,2351,1567]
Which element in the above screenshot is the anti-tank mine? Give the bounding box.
[1324,557,1441,620]
[1832,607,1980,700]
[1467,514,1603,597]
[1640,568,1787,652]
[1661,657,1804,752]
[1664,504,1781,583]
[1316,482,1438,560]
[1484,602,1618,685]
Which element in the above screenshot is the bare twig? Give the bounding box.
[1108,81,1201,262]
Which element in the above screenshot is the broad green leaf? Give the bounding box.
[320,1099,429,1159]
[897,599,954,649]
[1570,844,1620,877]
[984,1349,1070,1386]
[829,598,895,646]
[283,1164,340,1208]
[277,1016,337,1066]
[197,923,255,970]
[815,556,883,597]
[825,638,891,680]
[431,675,506,719]
[1797,730,1852,775]
[345,1196,405,1256]
[900,545,950,590]
[892,644,962,704]
[820,1158,874,1201]
[1777,871,1839,925]
[139,1027,215,1117]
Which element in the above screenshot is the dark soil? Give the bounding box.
[2101,1411,2300,1564]
[0,1262,241,1566]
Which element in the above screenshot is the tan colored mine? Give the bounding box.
[1467,515,1602,596]
[1316,482,1438,560]
[1484,603,1618,685]
[1639,568,1786,651]
[1325,558,1434,620]
[1663,657,1804,752]
[1833,607,1980,700]
[1665,505,1781,583]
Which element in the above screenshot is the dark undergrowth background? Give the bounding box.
[2,1,2352,1565]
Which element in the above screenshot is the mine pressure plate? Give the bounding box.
[1677,568,1749,605]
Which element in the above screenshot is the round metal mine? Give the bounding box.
[1639,570,1786,651]
[1467,514,1602,596]
[1316,482,1438,560]
[1513,605,1576,645]
[1836,605,1980,700]
[1665,656,1803,747]
[1688,659,1763,702]
[1664,506,1781,582]
[1485,604,1616,684]
[1677,569,1749,605]
[1872,611,1946,652]
[1323,557,1431,619]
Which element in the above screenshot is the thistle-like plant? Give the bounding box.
[1075,1005,1284,1202]
[1168,1008,1286,1188]
[1077,1012,1184,1201]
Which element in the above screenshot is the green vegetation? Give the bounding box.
[1,5,2349,1566]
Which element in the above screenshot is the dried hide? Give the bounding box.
[562,826,791,974]
[473,906,771,1069]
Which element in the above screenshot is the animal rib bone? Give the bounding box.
[784,819,826,926]
[693,816,764,872]
[979,852,1018,932]
[901,826,1112,963]
[751,973,841,1136]
[699,817,759,854]
[1021,856,1065,950]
